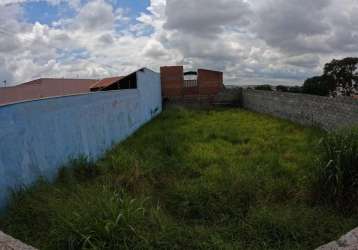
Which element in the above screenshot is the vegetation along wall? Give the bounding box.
[241,89,358,130]
[0,70,162,208]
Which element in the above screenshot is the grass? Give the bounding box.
[1,107,357,249]
[314,127,358,210]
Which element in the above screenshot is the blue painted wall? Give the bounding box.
[0,68,161,208]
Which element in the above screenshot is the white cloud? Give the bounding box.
[74,0,115,31]
[1,0,358,86]
[164,0,251,37]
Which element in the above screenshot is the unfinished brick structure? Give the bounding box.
[160,66,184,98]
[160,66,223,103]
[198,69,224,96]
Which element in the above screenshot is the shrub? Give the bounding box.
[315,127,358,209]
[254,85,273,91]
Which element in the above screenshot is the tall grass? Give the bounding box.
[315,127,358,210]
[47,186,159,249]
[1,108,357,249]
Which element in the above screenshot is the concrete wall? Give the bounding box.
[0,69,161,208]
[242,89,358,130]
[214,87,242,106]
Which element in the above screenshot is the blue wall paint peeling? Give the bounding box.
[0,69,161,208]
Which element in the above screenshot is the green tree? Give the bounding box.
[302,75,334,96]
[288,86,302,93]
[323,57,358,96]
[254,84,272,91]
[276,85,289,92]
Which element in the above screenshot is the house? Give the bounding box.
[0,66,223,106]
[0,78,98,106]
[90,68,147,91]
[160,66,224,102]
[0,68,159,106]
[90,67,162,119]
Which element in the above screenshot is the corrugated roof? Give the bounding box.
[90,76,124,90]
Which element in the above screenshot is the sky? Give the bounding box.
[0,0,357,86]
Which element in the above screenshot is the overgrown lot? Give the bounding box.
[1,108,357,249]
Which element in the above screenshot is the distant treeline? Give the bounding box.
[253,84,302,93]
[253,57,358,97]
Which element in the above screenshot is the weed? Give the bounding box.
[1,108,356,249]
[314,127,358,210]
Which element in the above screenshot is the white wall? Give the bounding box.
[0,69,161,208]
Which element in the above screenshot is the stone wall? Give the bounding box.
[241,89,358,130]
[316,227,358,250]
[0,231,37,250]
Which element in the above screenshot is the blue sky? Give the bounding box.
[23,1,76,24]
[23,0,150,26]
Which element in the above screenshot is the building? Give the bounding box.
[0,66,223,106]
[0,78,98,106]
[89,68,149,92]
[0,68,157,106]
[160,66,224,102]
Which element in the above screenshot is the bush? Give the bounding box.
[315,127,358,209]
[254,85,273,91]
[302,75,335,96]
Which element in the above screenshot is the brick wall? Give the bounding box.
[241,89,358,130]
[160,66,183,98]
[183,86,199,96]
[198,69,223,96]
[160,66,223,99]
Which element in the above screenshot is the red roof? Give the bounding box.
[0,78,98,106]
[0,67,149,105]
[90,76,124,90]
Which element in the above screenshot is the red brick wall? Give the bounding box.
[183,86,199,96]
[160,66,184,98]
[198,69,223,96]
[160,66,223,100]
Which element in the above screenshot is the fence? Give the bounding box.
[0,70,162,209]
[184,80,198,88]
[241,89,358,130]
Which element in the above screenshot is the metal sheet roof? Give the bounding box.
[90,76,125,90]
[0,78,98,106]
